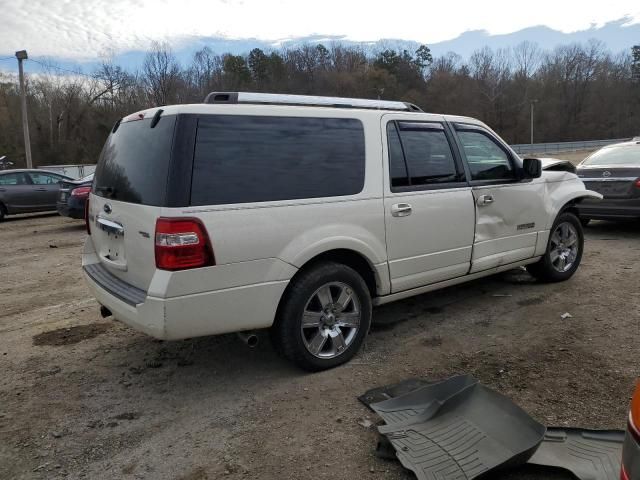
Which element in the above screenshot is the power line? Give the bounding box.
[28,58,95,78]
[0,57,16,61]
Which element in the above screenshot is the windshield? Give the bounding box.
[582,145,640,166]
[93,115,176,205]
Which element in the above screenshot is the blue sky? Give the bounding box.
[1,0,639,60]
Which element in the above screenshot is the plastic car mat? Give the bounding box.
[527,428,624,480]
[358,378,435,410]
[370,375,479,427]
[370,376,546,480]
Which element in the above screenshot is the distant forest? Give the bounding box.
[1,40,639,167]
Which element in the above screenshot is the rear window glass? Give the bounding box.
[93,116,176,205]
[582,145,640,166]
[191,115,365,205]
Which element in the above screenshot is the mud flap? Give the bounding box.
[527,428,624,480]
[368,375,546,480]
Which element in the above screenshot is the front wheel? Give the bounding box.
[527,212,584,282]
[271,262,372,371]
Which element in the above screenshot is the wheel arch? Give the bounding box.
[288,248,381,299]
[546,189,602,230]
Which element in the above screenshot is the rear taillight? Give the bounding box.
[155,218,215,271]
[634,178,640,188]
[84,197,91,234]
[621,465,630,480]
[629,380,640,442]
[72,186,91,197]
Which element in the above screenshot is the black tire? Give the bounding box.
[527,212,584,282]
[0,203,6,222]
[579,217,591,227]
[271,262,372,372]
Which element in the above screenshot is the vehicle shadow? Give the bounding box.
[1,212,59,222]
[584,219,640,238]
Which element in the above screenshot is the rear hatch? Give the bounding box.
[59,176,91,205]
[577,168,640,199]
[89,113,177,291]
[58,180,75,206]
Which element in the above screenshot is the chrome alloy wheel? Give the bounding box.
[549,222,579,273]
[300,282,361,359]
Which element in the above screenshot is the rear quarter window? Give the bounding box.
[190,115,366,205]
[93,116,176,205]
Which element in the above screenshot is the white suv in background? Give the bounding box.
[83,92,601,371]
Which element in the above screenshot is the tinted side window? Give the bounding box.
[0,173,26,185]
[457,130,515,181]
[191,116,365,205]
[386,121,459,190]
[29,173,61,185]
[387,123,409,187]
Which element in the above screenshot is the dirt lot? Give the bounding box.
[1,210,639,480]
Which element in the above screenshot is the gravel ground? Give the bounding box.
[0,211,638,480]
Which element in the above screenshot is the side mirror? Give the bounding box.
[522,158,542,179]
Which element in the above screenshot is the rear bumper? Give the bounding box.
[82,257,290,340]
[577,197,640,219]
[57,196,86,219]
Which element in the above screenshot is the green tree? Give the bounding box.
[414,44,433,72]
[222,54,251,89]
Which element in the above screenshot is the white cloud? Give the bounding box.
[1,0,639,59]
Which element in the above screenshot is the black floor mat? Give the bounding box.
[527,428,624,480]
[358,377,435,409]
[370,375,478,427]
[370,375,547,480]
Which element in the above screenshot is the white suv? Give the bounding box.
[83,92,601,371]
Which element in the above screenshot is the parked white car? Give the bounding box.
[83,92,601,371]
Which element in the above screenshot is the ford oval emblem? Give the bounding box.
[602,171,611,178]
[103,203,112,214]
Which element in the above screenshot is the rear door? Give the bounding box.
[452,123,547,273]
[0,172,32,212]
[88,113,178,291]
[382,115,475,292]
[27,172,65,209]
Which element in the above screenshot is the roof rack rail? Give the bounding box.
[203,92,423,112]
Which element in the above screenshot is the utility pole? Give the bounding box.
[530,99,538,145]
[15,50,33,169]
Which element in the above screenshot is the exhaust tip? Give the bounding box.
[237,331,259,348]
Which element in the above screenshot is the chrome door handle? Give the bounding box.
[391,203,412,217]
[477,194,494,206]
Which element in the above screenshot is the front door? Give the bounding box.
[0,172,33,213]
[453,124,547,273]
[382,115,475,293]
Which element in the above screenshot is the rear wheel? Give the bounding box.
[0,204,6,222]
[527,212,584,282]
[271,262,372,372]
